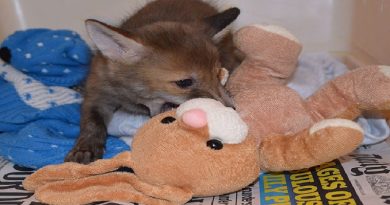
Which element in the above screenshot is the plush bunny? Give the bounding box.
[23,25,390,205]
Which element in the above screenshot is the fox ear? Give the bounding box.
[203,7,240,38]
[85,19,146,64]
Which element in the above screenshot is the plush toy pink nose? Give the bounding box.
[182,109,208,128]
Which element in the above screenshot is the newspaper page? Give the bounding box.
[339,141,390,205]
[258,138,390,205]
[259,160,362,205]
[1,139,389,205]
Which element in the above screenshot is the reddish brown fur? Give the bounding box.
[65,0,241,163]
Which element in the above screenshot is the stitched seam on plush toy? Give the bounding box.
[328,82,359,119]
[301,133,320,165]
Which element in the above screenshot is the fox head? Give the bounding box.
[85,8,239,116]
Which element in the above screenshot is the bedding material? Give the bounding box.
[0,29,129,168]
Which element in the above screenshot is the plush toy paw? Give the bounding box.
[259,119,364,171]
[306,65,390,120]
[233,25,301,77]
[309,119,364,157]
[301,118,364,168]
[229,25,303,86]
[234,25,300,54]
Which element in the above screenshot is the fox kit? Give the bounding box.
[65,0,241,163]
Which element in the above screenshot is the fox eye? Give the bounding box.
[175,79,193,89]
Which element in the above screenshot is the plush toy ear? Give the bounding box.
[32,172,192,205]
[24,151,193,205]
[23,151,133,191]
[203,8,240,38]
[85,19,147,64]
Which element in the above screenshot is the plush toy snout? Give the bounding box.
[177,98,248,144]
[181,109,208,128]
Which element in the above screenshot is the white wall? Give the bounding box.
[0,0,353,51]
[0,0,388,65]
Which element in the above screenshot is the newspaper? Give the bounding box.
[1,139,389,205]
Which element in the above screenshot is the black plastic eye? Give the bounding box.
[175,79,193,89]
[207,139,223,150]
[0,47,11,63]
[161,116,176,124]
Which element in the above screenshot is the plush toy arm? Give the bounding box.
[23,151,133,191]
[33,172,192,205]
[258,119,363,171]
[230,25,302,88]
[306,65,390,121]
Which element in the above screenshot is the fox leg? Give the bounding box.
[306,65,390,121]
[259,119,363,172]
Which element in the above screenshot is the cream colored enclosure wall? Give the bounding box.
[350,0,390,67]
[0,0,389,66]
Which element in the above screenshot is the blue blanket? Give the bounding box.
[0,29,129,169]
[1,29,90,87]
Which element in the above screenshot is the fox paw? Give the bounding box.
[65,143,104,164]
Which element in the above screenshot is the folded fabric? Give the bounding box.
[0,29,90,87]
[358,118,390,145]
[288,52,390,145]
[0,56,129,169]
[108,109,150,146]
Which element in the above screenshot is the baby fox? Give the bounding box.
[65,0,241,163]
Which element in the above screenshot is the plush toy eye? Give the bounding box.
[0,47,11,63]
[207,139,223,150]
[161,116,176,124]
[175,79,193,89]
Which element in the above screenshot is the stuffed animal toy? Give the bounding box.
[23,25,390,205]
